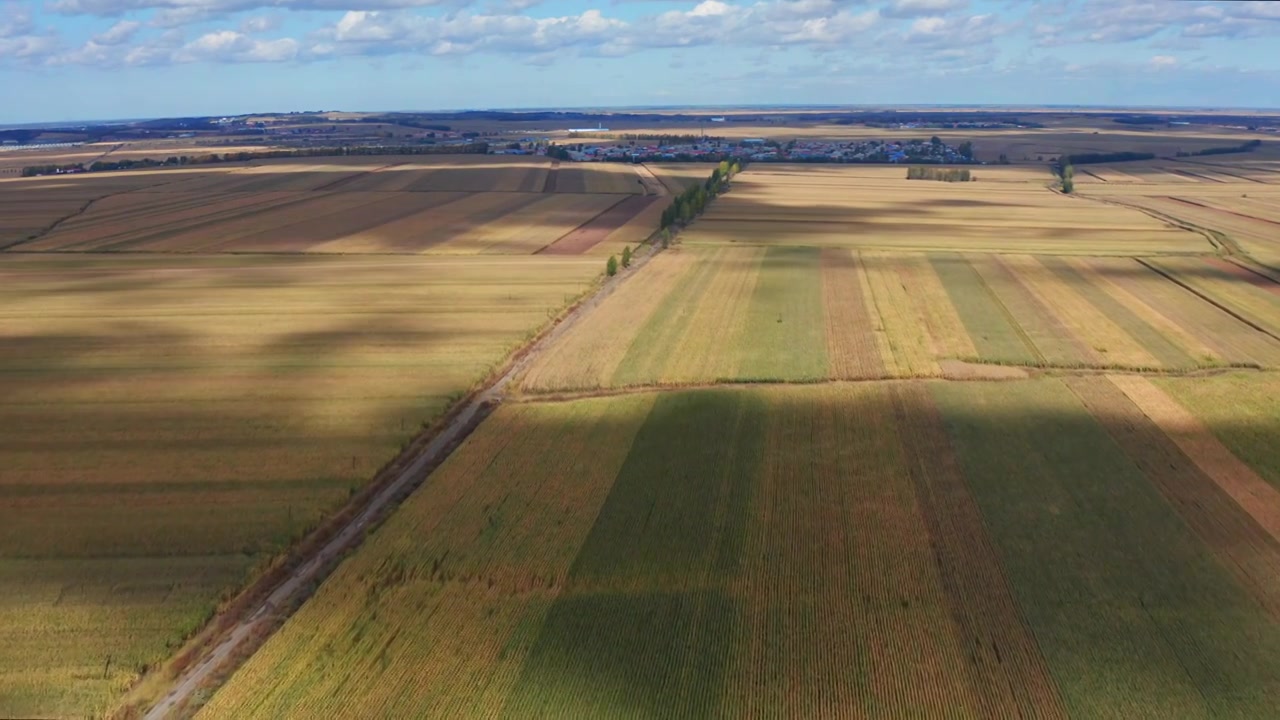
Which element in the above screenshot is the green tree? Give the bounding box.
[958,141,974,160]
[621,245,632,268]
[661,229,670,249]
[606,255,618,276]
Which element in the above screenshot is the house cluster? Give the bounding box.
[547,137,971,164]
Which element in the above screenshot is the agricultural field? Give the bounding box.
[521,246,1280,391]
[689,165,1211,255]
[0,252,601,716]
[1,156,657,256]
[201,376,1280,718]
[1072,154,1280,270]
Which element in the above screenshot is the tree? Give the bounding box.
[931,136,942,146]
[606,255,618,276]
[621,245,632,268]
[958,141,974,160]
[661,229,670,249]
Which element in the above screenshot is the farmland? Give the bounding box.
[0,251,601,715]
[1071,149,1280,270]
[1,155,659,256]
[201,377,1280,718]
[521,246,1280,391]
[688,165,1211,255]
[9,127,1280,719]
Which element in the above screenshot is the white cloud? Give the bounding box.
[1149,54,1177,69]
[50,0,461,19]
[238,14,281,33]
[93,20,141,45]
[882,0,966,19]
[173,29,298,62]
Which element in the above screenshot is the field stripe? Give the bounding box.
[901,253,980,362]
[973,254,1094,365]
[1005,255,1162,369]
[863,252,942,376]
[929,253,1039,365]
[661,247,764,384]
[820,248,885,379]
[611,248,724,386]
[1147,257,1280,339]
[521,250,698,392]
[1040,257,1195,368]
[932,378,1280,719]
[891,383,1067,719]
[737,246,828,381]
[1065,376,1280,619]
[1113,376,1280,543]
[728,385,984,718]
[1068,257,1224,366]
[506,390,764,717]
[1101,259,1280,367]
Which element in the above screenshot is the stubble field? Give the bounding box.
[1,155,660,257]
[1071,148,1280,270]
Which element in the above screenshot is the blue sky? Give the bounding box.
[2,0,1278,123]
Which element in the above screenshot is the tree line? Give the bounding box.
[659,160,740,230]
[606,160,741,277]
[906,166,973,182]
[1059,151,1155,166]
[1176,139,1262,157]
[21,143,489,177]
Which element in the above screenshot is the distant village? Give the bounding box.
[507,136,976,164]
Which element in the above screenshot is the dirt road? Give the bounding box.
[143,245,661,719]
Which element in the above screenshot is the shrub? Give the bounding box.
[606,255,618,277]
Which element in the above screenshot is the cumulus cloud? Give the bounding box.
[92,19,141,45]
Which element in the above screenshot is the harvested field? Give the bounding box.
[554,162,646,194]
[683,165,1209,255]
[203,378,1280,718]
[1145,256,1280,338]
[540,195,657,255]
[0,252,600,715]
[646,163,715,195]
[3,157,656,256]
[522,248,1280,392]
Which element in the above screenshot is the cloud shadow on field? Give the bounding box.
[233,380,1280,719]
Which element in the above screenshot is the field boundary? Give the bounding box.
[507,365,1276,405]
[133,244,664,719]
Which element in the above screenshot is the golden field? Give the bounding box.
[686,165,1212,255]
[1,156,655,256]
[0,252,601,715]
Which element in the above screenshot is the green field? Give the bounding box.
[201,378,1280,718]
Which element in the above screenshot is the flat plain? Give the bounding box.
[201,376,1280,719]
[2,155,659,257]
[8,129,1280,719]
[0,247,600,712]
